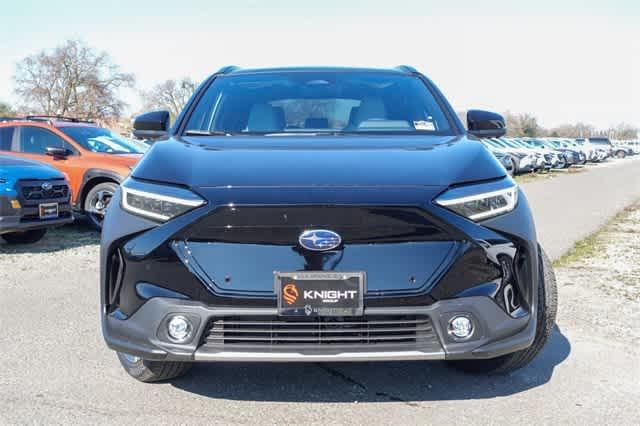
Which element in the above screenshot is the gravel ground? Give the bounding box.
[1,157,640,425]
[555,206,640,345]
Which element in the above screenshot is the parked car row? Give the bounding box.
[483,136,636,176]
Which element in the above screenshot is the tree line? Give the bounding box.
[2,40,637,140]
[501,111,638,140]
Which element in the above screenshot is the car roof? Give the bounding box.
[219,65,418,76]
[49,121,99,128]
[0,118,98,128]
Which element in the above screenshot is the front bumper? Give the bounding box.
[517,156,535,172]
[102,295,533,362]
[0,198,73,234]
[0,215,73,234]
[101,184,540,363]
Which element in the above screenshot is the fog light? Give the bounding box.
[167,315,193,342]
[448,315,474,339]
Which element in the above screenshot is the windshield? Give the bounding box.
[59,127,146,154]
[527,140,545,148]
[183,71,454,135]
[500,139,522,149]
[490,139,509,148]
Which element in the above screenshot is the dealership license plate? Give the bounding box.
[275,271,365,317]
[39,203,59,219]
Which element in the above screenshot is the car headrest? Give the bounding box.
[246,104,284,132]
[348,107,360,126]
[304,118,329,129]
[354,98,387,125]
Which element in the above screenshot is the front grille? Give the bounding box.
[15,179,72,222]
[201,315,441,353]
[22,183,69,200]
[180,206,450,244]
[16,179,70,207]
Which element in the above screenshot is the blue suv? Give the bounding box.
[0,155,73,243]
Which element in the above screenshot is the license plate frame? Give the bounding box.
[275,271,365,317]
[39,202,59,219]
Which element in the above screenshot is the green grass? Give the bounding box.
[553,204,638,267]
[515,167,586,184]
[553,230,603,267]
[514,172,556,184]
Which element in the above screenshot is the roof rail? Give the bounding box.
[394,65,418,74]
[216,65,241,74]
[25,115,95,124]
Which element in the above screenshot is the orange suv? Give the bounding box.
[0,116,146,229]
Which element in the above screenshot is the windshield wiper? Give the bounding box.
[184,130,232,136]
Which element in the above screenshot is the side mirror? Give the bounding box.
[133,110,170,141]
[46,146,70,159]
[467,110,506,138]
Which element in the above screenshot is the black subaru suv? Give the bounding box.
[101,66,557,382]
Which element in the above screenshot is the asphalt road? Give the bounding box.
[524,159,640,260]
[1,157,639,425]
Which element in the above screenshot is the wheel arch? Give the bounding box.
[77,169,123,210]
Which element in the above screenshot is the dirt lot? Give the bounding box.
[555,205,640,344]
[1,158,640,424]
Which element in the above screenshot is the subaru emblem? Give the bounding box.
[41,182,53,191]
[298,229,342,251]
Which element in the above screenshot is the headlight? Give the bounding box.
[435,179,518,221]
[121,178,205,222]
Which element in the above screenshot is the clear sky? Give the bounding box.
[0,0,638,129]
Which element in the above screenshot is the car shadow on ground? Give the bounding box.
[171,326,570,403]
[0,221,99,253]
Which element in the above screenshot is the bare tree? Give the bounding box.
[13,40,135,120]
[608,123,638,140]
[141,78,197,120]
[504,111,541,137]
[0,101,15,117]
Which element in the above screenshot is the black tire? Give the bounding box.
[448,246,558,374]
[116,352,192,383]
[83,182,118,230]
[616,150,626,159]
[507,157,517,176]
[1,228,47,244]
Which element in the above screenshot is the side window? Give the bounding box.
[19,127,75,155]
[0,126,15,151]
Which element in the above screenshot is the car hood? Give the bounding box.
[96,153,142,166]
[132,135,506,189]
[0,156,64,181]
